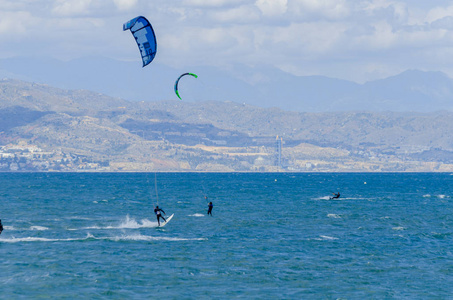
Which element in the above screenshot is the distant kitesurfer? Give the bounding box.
[330,192,340,200]
[207,202,213,216]
[0,219,3,235]
[154,206,166,226]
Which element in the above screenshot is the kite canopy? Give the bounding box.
[174,73,198,100]
[123,16,157,67]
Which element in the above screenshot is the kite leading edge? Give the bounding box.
[123,16,157,67]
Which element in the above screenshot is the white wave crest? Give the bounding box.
[2,225,49,231]
[0,237,60,243]
[0,236,84,243]
[189,213,205,217]
[81,215,158,230]
[392,226,405,231]
[116,215,156,229]
[327,214,341,219]
[0,233,206,243]
[30,226,49,231]
[98,234,207,242]
[318,235,339,240]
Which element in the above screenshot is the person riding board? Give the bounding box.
[330,192,340,199]
[207,202,213,216]
[154,206,166,226]
[0,219,3,235]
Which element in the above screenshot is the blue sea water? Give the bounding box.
[1,172,453,298]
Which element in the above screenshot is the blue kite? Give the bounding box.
[123,16,157,67]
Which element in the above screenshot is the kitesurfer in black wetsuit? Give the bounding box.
[207,202,213,216]
[0,219,3,235]
[330,192,340,200]
[154,206,166,226]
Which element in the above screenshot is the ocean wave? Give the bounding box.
[423,194,450,199]
[92,199,109,203]
[189,213,205,217]
[64,216,94,220]
[392,226,405,231]
[80,215,158,230]
[96,234,207,242]
[0,236,79,243]
[3,225,49,231]
[30,226,49,231]
[327,214,341,219]
[0,233,206,243]
[431,232,452,239]
[313,235,339,241]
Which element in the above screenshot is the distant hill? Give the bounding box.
[1,79,453,172]
[1,56,453,112]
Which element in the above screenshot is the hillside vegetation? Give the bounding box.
[1,79,452,172]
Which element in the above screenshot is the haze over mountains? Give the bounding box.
[1,55,453,172]
[1,56,453,113]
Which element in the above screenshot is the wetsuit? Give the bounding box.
[154,207,166,226]
[0,220,3,235]
[207,202,213,216]
[330,193,340,199]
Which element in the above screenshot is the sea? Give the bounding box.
[1,172,453,298]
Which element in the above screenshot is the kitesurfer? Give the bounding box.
[207,202,213,216]
[330,192,340,200]
[154,206,166,226]
[0,219,3,235]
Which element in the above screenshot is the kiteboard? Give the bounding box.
[159,214,174,227]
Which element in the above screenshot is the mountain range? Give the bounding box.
[1,79,453,172]
[1,56,453,112]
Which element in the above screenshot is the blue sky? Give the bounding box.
[1,0,453,83]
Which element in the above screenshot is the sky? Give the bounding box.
[1,0,453,83]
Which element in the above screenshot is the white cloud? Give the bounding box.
[0,11,31,35]
[2,0,453,82]
[208,5,260,23]
[392,2,409,23]
[431,16,453,30]
[113,0,138,11]
[183,0,248,8]
[426,5,453,24]
[255,0,287,17]
[351,21,397,51]
[287,0,350,20]
[265,22,347,55]
[52,0,94,16]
